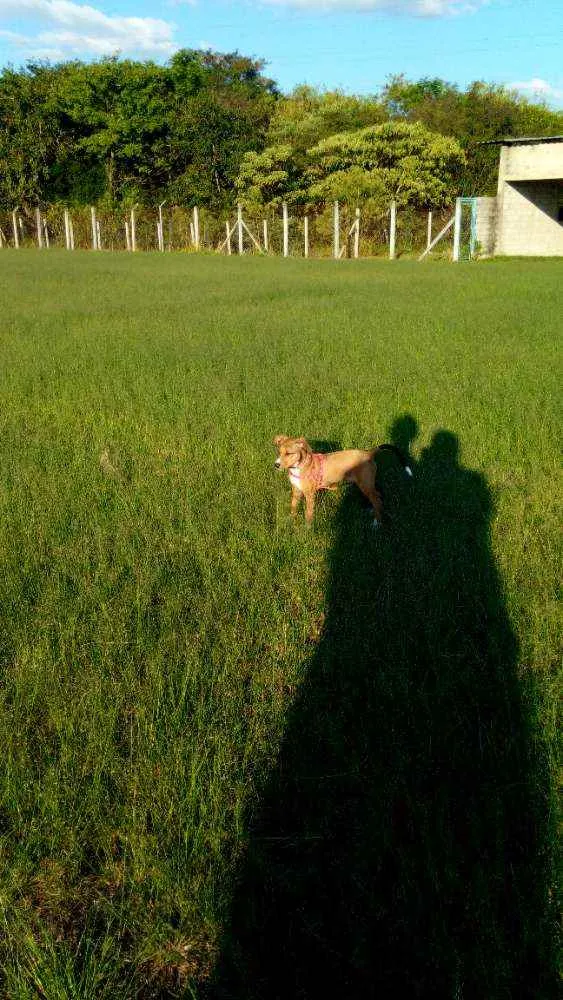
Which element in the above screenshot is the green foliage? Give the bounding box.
[237,120,465,209]
[166,50,277,209]
[306,121,465,208]
[0,64,59,206]
[0,57,561,210]
[51,58,173,205]
[235,143,300,206]
[267,85,385,150]
[236,86,390,208]
[382,74,563,194]
[0,51,277,210]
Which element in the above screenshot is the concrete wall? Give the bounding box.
[498,142,563,183]
[465,142,563,257]
[475,196,497,256]
[495,179,563,256]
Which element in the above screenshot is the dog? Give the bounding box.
[274,435,412,525]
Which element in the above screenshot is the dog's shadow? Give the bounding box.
[215,414,555,999]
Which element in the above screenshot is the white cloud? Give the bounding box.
[509,78,563,102]
[259,0,482,14]
[0,0,179,58]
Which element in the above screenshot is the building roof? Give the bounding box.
[479,136,563,146]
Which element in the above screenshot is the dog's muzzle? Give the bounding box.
[274,458,281,469]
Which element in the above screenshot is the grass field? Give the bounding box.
[0,250,560,999]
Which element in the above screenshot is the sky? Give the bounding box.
[0,0,561,107]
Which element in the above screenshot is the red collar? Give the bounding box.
[310,452,326,489]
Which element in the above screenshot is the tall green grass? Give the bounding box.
[0,251,560,997]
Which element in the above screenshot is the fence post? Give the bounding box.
[304,215,309,258]
[12,209,19,249]
[354,207,360,259]
[69,216,75,250]
[263,219,268,253]
[193,206,200,250]
[96,220,102,251]
[389,200,397,259]
[131,206,137,252]
[90,207,98,250]
[237,204,244,254]
[452,197,462,262]
[64,208,71,250]
[282,202,289,257]
[36,207,44,249]
[125,219,131,251]
[418,214,455,261]
[427,210,432,251]
[226,220,232,255]
[43,218,50,248]
[333,201,340,259]
[158,201,166,252]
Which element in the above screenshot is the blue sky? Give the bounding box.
[0,0,561,106]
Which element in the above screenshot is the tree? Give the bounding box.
[267,85,385,151]
[237,121,465,211]
[0,50,278,210]
[0,64,60,209]
[235,144,300,207]
[49,58,174,205]
[166,50,278,209]
[382,75,563,194]
[305,121,465,209]
[3,57,559,212]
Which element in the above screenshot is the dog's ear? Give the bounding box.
[295,437,311,454]
[273,434,288,446]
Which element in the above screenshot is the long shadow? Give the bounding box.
[214,416,556,999]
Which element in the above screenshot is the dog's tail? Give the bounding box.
[373,443,413,478]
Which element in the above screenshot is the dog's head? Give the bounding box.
[273,435,312,470]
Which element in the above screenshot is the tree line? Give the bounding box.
[1,50,561,214]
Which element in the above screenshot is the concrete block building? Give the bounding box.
[475,136,563,256]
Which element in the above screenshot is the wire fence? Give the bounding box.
[0,202,457,259]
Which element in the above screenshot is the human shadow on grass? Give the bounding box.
[213,416,556,1000]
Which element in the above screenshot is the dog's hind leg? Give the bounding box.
[362,486,383,526]
[351,465,383,524]
[353,474,383,525]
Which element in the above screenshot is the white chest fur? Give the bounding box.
[288,467,302,490]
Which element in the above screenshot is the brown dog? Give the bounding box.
[274,435,412,525]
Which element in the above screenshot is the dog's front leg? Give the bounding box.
[290,486,303,516]
[304,490,316,524]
